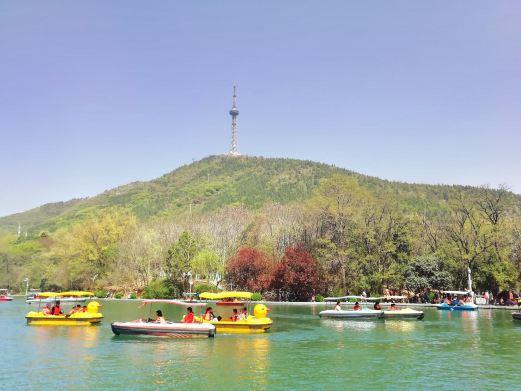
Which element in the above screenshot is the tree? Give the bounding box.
[191,249,221,283]
[270,246,321,301]
[404,254,453,292]
[226,247,272,292]
[109,226,163,291]
[53,208,137,289]
[165,231,201,279]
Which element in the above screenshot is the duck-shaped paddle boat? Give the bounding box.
[26,301,103,326]
[200,297,273,334]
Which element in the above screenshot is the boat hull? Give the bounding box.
[0,296,13,302]
[25,312,103,326]
[319,310,383,319]
[382,309,424,319]
[512,312,521,320]
[204,318,272,334]
[111,321,215,338]
[436,303,478,311]
[216,301,245,307]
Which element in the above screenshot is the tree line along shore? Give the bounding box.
[1,170,520,301]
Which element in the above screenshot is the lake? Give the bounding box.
[1,298,520,390]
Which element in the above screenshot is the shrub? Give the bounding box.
[251,292,262,301]
[315,294,324,302]
[129,293,137,299]
[194,283,219,294]
[143,280,171,299]
[114,293,123,299]
[94,290,107,298]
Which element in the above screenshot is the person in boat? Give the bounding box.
[51,301,62,315]
[203,307,215,321]
[212,315,222,322]
[389,302,399,311]
[373,301,382,310]
[353,302,361,311]
[81,305,88,312]
[42,304,52,315]
[68,304,81,316]
[230,308,239,321]
[182,307,195,323]
[334,301,342,311]
[237,307,248,320]
[155,310,166,323]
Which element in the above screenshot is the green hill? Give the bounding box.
[1,155,519,237]
[2,154,521,295]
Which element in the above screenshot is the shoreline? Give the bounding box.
[11,295,520,310]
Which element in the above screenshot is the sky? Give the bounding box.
[1,1,520,217]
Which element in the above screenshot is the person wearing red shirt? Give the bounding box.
[51,301,62,315]
[183,307,195,323]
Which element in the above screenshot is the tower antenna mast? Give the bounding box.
[228,85,240,156]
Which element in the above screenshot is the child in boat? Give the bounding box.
[230,308,239,321]
[353,302,361,311]
[182,307,195,323]
[155,310,166,323]
[334,301,342,311]
[203,307,214,321]
[42,304,52,315]
[373,301,382,310]
[237,307,248,320]
[389,302,399,311]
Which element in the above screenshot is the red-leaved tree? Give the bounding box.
[271,245,321,301]
[226,247,273,292]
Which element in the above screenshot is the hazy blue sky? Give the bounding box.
[1,1,520,217]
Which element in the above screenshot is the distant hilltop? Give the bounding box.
[1,154,520,236]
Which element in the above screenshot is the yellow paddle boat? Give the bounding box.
[199,291,273,334]
[26,301,103,326]
[26,290,94,304]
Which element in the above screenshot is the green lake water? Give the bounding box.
[1,298,520,390]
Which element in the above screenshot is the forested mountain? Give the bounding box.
[1,155,520,298]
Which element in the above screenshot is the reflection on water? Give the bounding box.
[3,299,521,390]
[321,319,378,332]
[383,320,418,333]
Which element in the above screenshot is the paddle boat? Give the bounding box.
[26,291,93,304]
[111,299,215,338]
[200,291,252,306]
[199,292,273,333]
[382,308,424,320]
[512,312,521,321]
[0,289,13,302]
[111,320,215,337]
[319,308,383,319]
[435,290,477,311]
[26,301,103,326]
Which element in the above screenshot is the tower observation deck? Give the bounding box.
[228,85,240,156]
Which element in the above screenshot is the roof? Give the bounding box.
[199,291,252,300]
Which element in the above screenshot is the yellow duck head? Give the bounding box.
[253,304,270,318]
[87,301,101,314]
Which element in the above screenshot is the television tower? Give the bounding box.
[228,85,240,156]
